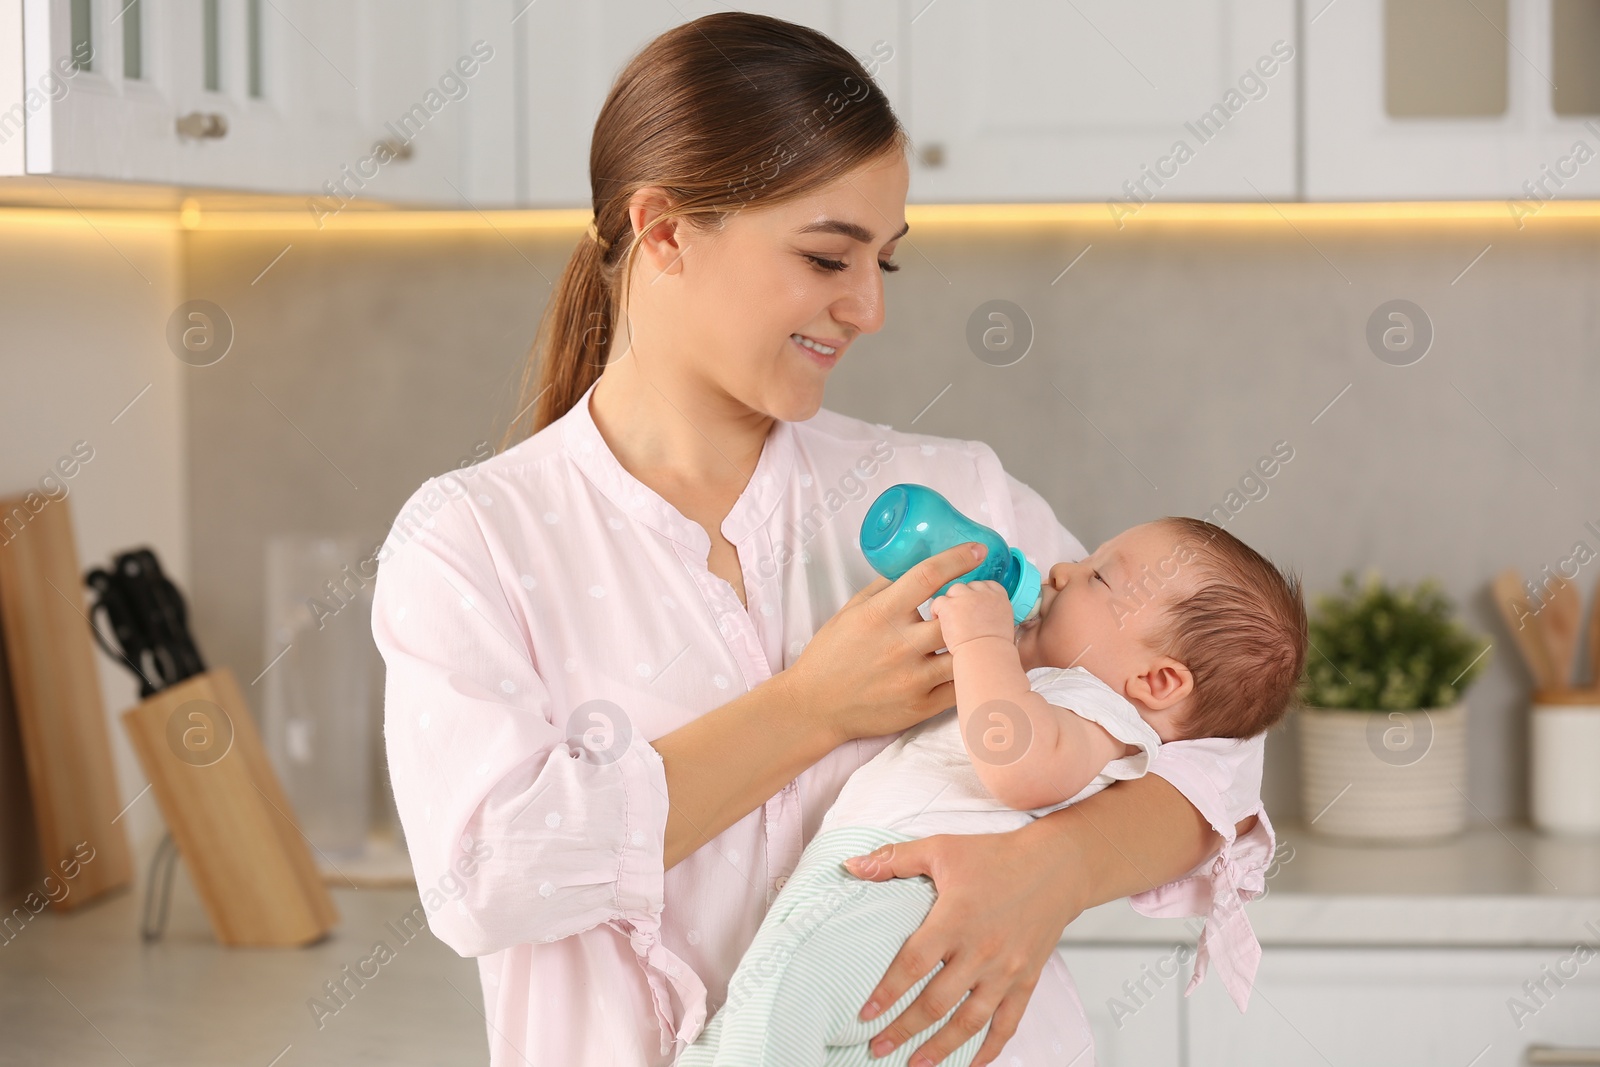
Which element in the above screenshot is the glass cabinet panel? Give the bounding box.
[1384,0,1508,117]
[121,0,143,80]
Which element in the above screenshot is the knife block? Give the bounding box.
[120,667,339,946]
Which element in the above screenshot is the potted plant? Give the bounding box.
[1296,569,1490,842]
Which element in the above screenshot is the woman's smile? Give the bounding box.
[790,331,843,368]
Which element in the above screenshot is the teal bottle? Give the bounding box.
[858,483,1042,624]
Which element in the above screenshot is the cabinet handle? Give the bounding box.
[1529,1047,1600,1065]
[373,137,414,161]
[918,142,945,168]
[175,112,228,139]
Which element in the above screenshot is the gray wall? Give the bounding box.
[182,215,1600,826]
[0,217,188,896]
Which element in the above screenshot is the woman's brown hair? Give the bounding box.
[498,12,909,447]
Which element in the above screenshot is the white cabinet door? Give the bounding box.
[11,0,183,181]
[167,0,366,195]
[4,0,505,200]
[9,0,369,192]
[165,0,459,201]
[906,0,1299,203]
[352,1,482,207]
[516,0,903,207]
[452,0,519,207]
[1303,0,1600,200]
[1187,947,1600,1067]
[1057,945,1185,1065]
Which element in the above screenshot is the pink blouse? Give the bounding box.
[372,377,1274,1066]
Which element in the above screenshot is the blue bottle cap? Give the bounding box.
[1008,547,1041,625]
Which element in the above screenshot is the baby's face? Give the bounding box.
[1014,521,1202,719]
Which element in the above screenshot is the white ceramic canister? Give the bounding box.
[1530,689,1600,837]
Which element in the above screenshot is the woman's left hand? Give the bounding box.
[841,828,1077,1067]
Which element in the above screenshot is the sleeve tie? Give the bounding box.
[614,919,709,1056]
[1186,850,1262,1012]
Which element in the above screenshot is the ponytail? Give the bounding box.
[499,229,619,449]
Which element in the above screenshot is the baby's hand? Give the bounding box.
[930,580,1015,651]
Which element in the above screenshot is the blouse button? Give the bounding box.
[774,875,788,891]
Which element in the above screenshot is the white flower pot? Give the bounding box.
[1297,704,1468,842]
[1530,689,1600,837]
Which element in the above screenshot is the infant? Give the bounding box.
[676,516,1307,1067]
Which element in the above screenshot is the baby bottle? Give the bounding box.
[858,483,1042,624]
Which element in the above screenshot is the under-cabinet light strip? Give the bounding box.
[2,201,1600,230]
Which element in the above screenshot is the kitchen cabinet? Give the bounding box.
[9,0,1600,205]
[1,0,503,203]
[514,0,903,207]
[1065,942,1600,1066]
[1059,945,1185,1064]
[1303,0,1600,200]
[1058,825,1600,1066]
[1186,946,1600,1066]
[514,0,1297,208]
[905,0,1299,203]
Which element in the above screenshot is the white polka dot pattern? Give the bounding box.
[366,377,1251,1064]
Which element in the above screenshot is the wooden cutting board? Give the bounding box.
[0,494,133,909]
[1586,575,1600,688]
[121,667,339,946]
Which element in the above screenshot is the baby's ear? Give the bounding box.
[1137,657,1194,710]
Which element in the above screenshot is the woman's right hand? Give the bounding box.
[780,541,989,745]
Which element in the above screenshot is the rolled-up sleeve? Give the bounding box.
[371,481,672,961]
[1127,734,1275,1012]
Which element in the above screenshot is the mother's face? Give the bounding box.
[622,150,910,424]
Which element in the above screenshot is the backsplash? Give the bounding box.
[10,213,1594,843]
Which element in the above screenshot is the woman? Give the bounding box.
[373,12,1272,1067]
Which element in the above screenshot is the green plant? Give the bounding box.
[1297,569,1489,711]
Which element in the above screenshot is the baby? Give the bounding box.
[676,516,1307,1067]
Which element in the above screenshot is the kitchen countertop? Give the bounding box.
[5,822,1598,1064]
[0,863,487,1066]
[1061,821,1600,947]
